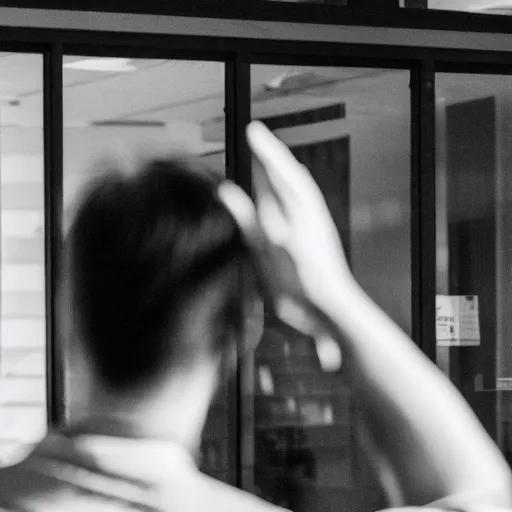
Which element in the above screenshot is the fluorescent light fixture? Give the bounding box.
[63,58,136,72]
[0,95,21,106]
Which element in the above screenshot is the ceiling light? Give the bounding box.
[0,95,20,106]
[63,58,136,72]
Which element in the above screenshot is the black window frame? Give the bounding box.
[0,20,510,491]
[0,0,512,35]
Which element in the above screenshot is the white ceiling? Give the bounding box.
[0,53,406,129]
[0,53,508,131]
[0,53,509,183]
[0,53,510,195]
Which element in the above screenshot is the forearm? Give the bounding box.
[320,278,512,506]
[243,119,511,507]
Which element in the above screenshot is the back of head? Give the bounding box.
[67,158,250,393]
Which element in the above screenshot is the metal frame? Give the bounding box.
[43,44,64,428]
[411,60,436,361]
[0,28,509,65]
[0,0,512,34]
[0,17,511,485]
[225,56,252,488]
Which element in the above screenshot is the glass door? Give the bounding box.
[242,64,411,512]
[435,71,512,462]
[61,54,234,483]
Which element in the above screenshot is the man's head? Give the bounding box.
[60,157,262,439]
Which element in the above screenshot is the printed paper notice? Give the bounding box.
[436,295,480,347]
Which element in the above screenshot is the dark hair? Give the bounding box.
[68,158,249,392]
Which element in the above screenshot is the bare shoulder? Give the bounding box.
[160,470,289,512]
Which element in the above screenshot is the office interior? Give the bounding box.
[0,3,511,512]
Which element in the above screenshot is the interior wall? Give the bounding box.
[434,81,512,443]
[497,97,512,382]
[270,106,411,335]
[436,86,512,388]
[349,113,411,335]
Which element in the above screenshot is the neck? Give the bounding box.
[72,362,219,454]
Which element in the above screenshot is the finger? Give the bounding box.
[251,153,296,223]
[218,170,290,252]
[247,122,302,205]
[251,161,292,248]
[247,121,318,200]
[219,184,343,373]
[252,157,288,220]
[217,181,279,298]
[217,181,267,258]
[257,194,291,248]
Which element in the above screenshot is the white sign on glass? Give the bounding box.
[436,295,480,347]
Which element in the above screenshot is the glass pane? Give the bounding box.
[401,0,512,14]
[62,57,232,482]
[247,65,410,511]
[435,72,512,462]
[0,53,46,467]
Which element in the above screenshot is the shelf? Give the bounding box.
[255,426,351,449]
[308,445,351,459]
[256,421,350,430]
[257,371,347,387]
[200,465,229,474]
[256,354,316,363]
[254,446,350,464]
[255,390,349,399]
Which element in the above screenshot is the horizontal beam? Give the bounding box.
[0,1,509,34]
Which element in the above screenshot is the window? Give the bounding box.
[245,64,410,511]
[62,55,234,483]
[0,53,46,467]
[435,72,512,461]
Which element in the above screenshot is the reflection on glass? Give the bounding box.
[248,65,410,512]
[0,53,46,467]
[401,0,511,14]
[435,72,512,466]
[62,57,231,482]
